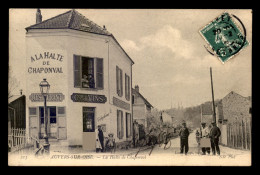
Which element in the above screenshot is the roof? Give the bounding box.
[26,9,134,64]
[26,9,111,35]
[8,95,25,104]
[226,91,250,99]
[132,88,153,108]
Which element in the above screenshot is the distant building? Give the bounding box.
[8,93,26,131]
[132,85,153,129]
[215,91,251,146]
[200,101,214,126]
[216,91,251,123]
[161,111,174,124]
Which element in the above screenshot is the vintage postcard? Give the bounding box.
[8,9,252,166]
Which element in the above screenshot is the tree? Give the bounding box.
[8,67,20,99]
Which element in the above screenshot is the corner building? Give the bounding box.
[25,9,134,150]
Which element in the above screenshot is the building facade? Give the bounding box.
[132,85,153,129]
[8,94,26,130]
[215,91,251,146]
[25,9,134,150]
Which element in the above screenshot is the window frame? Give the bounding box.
[83,107,96,132]
[74,55,104,90]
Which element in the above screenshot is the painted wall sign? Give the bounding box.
[71,93,107,103]
[28,52,64,74]
[97,113,110,122]
[113,97,130,110]
[30,52,64,63]
[29,93,65,102]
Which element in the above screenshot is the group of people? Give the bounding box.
[82,74,95,88]
[196,122,221,155]
[95,125,115,153]
[179,121,221,155]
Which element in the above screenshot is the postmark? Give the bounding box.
[200,12,249,63]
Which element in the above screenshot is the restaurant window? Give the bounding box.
[83,107,95,132]
[125,74,130,101]
[116,66,123,97]
[74,55,103,89]
[39,106,56,124]
[49,107,56,123]
[117,110,124,139]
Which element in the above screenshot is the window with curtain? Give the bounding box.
[83,107,95,132]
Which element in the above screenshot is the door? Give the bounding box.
[82,107,96,150]
[39,106,57,139]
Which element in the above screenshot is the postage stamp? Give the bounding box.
[200,12,249,63]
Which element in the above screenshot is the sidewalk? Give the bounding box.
[8,131,251,166]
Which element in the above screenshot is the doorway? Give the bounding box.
[39,106,57,139]
[82,107,96,150]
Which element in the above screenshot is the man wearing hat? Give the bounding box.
[209,122,221,155]
[95,125,104,152]
[200,122,210,155]
[179,121,190,154]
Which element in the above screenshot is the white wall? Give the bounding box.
[26,30,69,142]
[26,29,133,145]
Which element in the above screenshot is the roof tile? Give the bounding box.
[26,10,111,36]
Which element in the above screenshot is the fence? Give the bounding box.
[227,117,251,150]
[8,127,35,153]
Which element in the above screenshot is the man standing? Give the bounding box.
[96,125,104,152]
[209,122,221,155]
[200,123,211,155]
[179,121,190,155]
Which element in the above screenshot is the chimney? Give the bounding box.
[36,8,42,24]
[103,25,106,30]
[20,89,23,95]
[134,85,139,92]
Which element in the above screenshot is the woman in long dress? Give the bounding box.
[95,127,102,153]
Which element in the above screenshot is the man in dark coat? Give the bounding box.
[209,122,221,155]
[179,121,190,154]
[98,125,104,152]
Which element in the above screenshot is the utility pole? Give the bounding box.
[210,67,216,123]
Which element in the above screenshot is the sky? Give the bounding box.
[9,9,252,110]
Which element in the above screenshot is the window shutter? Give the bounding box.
[117,110,120,139]
[125,74,127,100]
[125,75,130,101]
[126,113,128,138]
[96,58,103,89]
[116,66,120,96]
[74,55,81,87]
[130,114,132,136]
[29,107,39,139]
[120,69,123,97]
[121,111,124,138]
[128,75,130,100]
[57,107,67,139]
